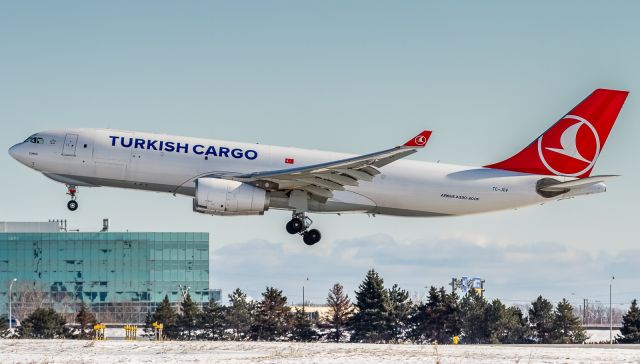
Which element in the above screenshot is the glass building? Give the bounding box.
[0,229,209,323]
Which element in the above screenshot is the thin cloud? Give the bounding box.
[210,234,637,306]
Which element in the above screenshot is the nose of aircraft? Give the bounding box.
[8,143,25,164]
[8,144,18,160]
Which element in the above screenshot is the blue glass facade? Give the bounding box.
[0,232,209,323]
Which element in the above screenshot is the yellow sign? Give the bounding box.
[93,323,106,341]
[152,321,164,341]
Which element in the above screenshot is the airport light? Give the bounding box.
[8,278,17,330]
[583,298,588,325]
[594,300,603,324]
[610,276,615,344]
[302,277,309,313]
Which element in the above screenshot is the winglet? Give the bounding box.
[402,130,432,148]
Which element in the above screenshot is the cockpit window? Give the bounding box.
[24,136,44,144]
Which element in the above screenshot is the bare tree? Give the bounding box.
[325,283,354,342]
[11,281,50,320]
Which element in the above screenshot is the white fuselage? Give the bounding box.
[9,128,580,217]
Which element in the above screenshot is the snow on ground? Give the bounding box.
[586,330,621,343]
[100,328,621,343]
[1,340,640,364]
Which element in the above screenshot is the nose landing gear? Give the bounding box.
[285,212,321,245]
[66,185,78,211]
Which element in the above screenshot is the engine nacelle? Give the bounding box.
[193,178,269,216]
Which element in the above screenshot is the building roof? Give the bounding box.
[0,221,61,232]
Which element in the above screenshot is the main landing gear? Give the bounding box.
[66,185,78,211]
[285,212,321,246]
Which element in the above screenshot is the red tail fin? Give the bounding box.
[485,89,629,178]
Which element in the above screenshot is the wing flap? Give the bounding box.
[333,168,375,182]
[303,185,334,199]
[315,173,359,186]
[295,177,346,191]
[358,166,381,176]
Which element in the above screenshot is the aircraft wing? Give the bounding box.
[227,131,432,199]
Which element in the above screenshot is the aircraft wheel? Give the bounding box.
[303,229,321,245]
[67,200,78,211]
[286,218,304,234]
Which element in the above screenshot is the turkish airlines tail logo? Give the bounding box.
[544,118,593,163]
[537,115,600,177]
[485,89,628,178]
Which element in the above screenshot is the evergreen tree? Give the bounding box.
[290,308,318,342]
[486,300,531,344]
[143,311,154,338]
[485,299,507,344]
[529,295,555,343]
[18,308,68,339]
[75,301,96,339]
[349,269,389,343]
[146,295,178,339]
[225,288,254,340]
[409,287,461,344]
[459,290,490,343]
[442,289,462,342]
[503,306,531,344]
[617,299,640,343]
[0,314,9,338]
[251,287,292,341]
[551,299,588,344]
[325,283,353,342]
[386,283,412,342]
[412,286,447,343]
[176,293,202,340]
[198,299,227,340]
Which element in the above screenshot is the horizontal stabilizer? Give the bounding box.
[538,175,619,192]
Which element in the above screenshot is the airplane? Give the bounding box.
[8,88,628,246]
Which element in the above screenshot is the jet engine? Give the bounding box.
[193,178,270,216]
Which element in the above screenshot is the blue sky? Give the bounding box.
[1,1,639,308]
